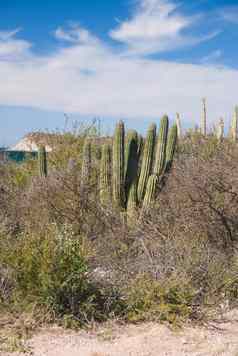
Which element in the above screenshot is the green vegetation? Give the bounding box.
[1,116,238,352]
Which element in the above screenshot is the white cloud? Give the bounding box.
[109,0,218,55]
[0,23,237,129]
[54,23,99,45]
[0,28,31,60]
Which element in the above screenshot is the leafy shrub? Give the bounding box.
[1,132,238,331]
[0,224,124,325]
[124,275,195,324]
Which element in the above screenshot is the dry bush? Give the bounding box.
[91,137,238,321]
[1,133,238,327]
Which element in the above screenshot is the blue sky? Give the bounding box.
[1,0,238,145]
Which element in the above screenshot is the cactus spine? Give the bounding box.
[100,144,112,204]
[112,120,125,208]
[153,115,168,176]
[142,174,158,212]
[38,145,47,177]
[137,123,156,203]
[81,139,92,185]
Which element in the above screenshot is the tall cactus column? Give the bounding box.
[125,130,139,214]
[142,174,158,212]
[165,124,178,173]
[137,123,156,203]
[153,115,168,176]
[100,144,112,204]
[38,145,47,177]
[112,121,125,209]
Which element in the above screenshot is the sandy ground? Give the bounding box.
[2,310,238,356]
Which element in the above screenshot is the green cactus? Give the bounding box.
[125,131,138,194]
[95,144,102,161]
[137,135,144,161]
[137,134,144,174]
[125,130,135,177]
[142,174,158,212]
[112,120,125,208]
[38,145,47,178]
[100,144,112,204]
[81,139,92,185]
[153,115,168,176]
[137,123,156,203]
[82,118,177,218]
[125,130,139,213]
[165,124,177,173]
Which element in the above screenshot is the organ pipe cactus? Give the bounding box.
[137,135,144,162]
[125,130,139,213]
[142,174,158,212]
[112,120,125,208]
[153,115,168,176]
[38,145,47,177]
[100,144,112,204]
[125,130,135,177]
[137,123,156,202]
[165,124,178,173]
[82,117,177,217]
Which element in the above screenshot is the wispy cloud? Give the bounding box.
[0,28,21,40]
[0,19,236,126]
[0,28,31,60]
[219,6,238,24]
[54,23,99,45]
[110,0,219,55]
[201,50,222,65]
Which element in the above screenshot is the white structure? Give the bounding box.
[10,136,52,152]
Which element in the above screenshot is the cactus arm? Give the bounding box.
[153,115,169,176]
[124,130,139,214]
[142,174,158,212]
[165,124,177,173]
[112,120,125,208]
[137,124,156,203]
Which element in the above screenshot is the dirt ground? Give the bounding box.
[2,310,238,356]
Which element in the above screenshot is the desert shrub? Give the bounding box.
[91,136,238,321]
[20,167,116,238]
[0,224,124,325]
[124,275,195,323]
[1,131,238,329]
